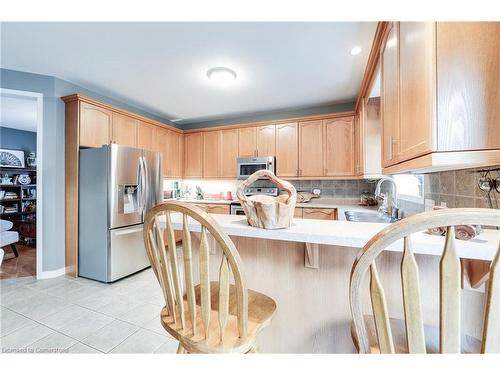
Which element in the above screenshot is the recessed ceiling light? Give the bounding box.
[206,67,237,85]
[350,46,362,56]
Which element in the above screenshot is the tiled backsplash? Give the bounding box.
[397,167,500,216]
[164,178,378,200]
[289,179,377,198]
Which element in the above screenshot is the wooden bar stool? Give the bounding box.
[350,208,500,354]
[143,201,277,354]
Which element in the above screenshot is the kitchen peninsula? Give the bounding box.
[163,211,500,353]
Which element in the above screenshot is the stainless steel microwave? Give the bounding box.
[237,156,275,179]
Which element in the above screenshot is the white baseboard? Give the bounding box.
[37,267,67,279]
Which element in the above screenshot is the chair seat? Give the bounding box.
[352,315,481,354]
[161,282,277,353]
[0,231,18,247]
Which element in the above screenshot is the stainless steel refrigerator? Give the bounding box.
[78,144,162,282]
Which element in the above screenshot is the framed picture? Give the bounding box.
[0,148,25,168]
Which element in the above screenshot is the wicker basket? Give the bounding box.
[236,170,297,229]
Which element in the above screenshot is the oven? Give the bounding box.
[230,203,246,216]
[237,156,275,180]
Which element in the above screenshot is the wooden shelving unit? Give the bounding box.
[0,167,37,245]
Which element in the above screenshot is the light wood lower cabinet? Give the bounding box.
[79,102,112,148]
[276,122,299,177]
[294,208,303,218]
[184,132,203,178]
[195,203,230,214]
[323,117,355,177]
[302,208,338,220]
[299,120,323,177]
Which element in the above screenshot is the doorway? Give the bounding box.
[0,88,43,279]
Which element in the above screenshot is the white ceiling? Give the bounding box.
[1,22,376,124]
[0,93,38,132]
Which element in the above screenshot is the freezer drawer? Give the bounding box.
[109,224,150,281]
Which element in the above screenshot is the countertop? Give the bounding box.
[163,212,500,261]
[165,197,378,221]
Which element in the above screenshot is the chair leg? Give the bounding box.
[10,244,19,257]
[177,343,186,354]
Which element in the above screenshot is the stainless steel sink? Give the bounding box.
[344,210,397,223]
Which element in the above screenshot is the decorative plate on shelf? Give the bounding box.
[18,174,31,185]
[0,149,25,168]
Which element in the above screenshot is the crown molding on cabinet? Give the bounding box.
[355,22,389,112]
[62,93,183,134]
[183,111,356,133]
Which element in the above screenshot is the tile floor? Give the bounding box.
[0,268,179,353]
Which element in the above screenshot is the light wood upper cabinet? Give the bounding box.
[238,127,257,157]
[154,127,169,177]
[381,22,400,167]
[398,22,435,160]
[256,125,276,156]
[184,132,203,178]
[276,122,299,177]
[299,120,323,177]
[79,102,111,148]
[203,131,221,178]
[220,129,239,178]
[323,117,355,177]
[111,112,137,147]
[437,22,500,151]
[137,121,155,151]
[168,131,183,178]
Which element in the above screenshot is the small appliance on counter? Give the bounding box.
[78,144,162,282]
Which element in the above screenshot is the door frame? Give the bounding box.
[0,88,44,279]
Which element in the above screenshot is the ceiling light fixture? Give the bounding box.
[206,67,237,85]
[350,46,362,56]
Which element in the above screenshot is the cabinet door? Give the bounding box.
[323,117,355,177]
[294,208,303,218]
[111,112,137,147]
[238,127,257,157]
[302,208,337,220]
[205,204,230,214]
[299,120,323,177]
[257,125,276,156]
[79,102,111,148]
[399,22,435,160]
[154,127,169,177]
[220,129,239,178]
[184,132,203,178]
[167,131,183,178]
[137,121,155,151]
[276,122,299,177]
[437,22,500,151]
[381,22,400,167]
[203,131,221,178]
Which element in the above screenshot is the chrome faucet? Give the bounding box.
[374,177,399,219]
